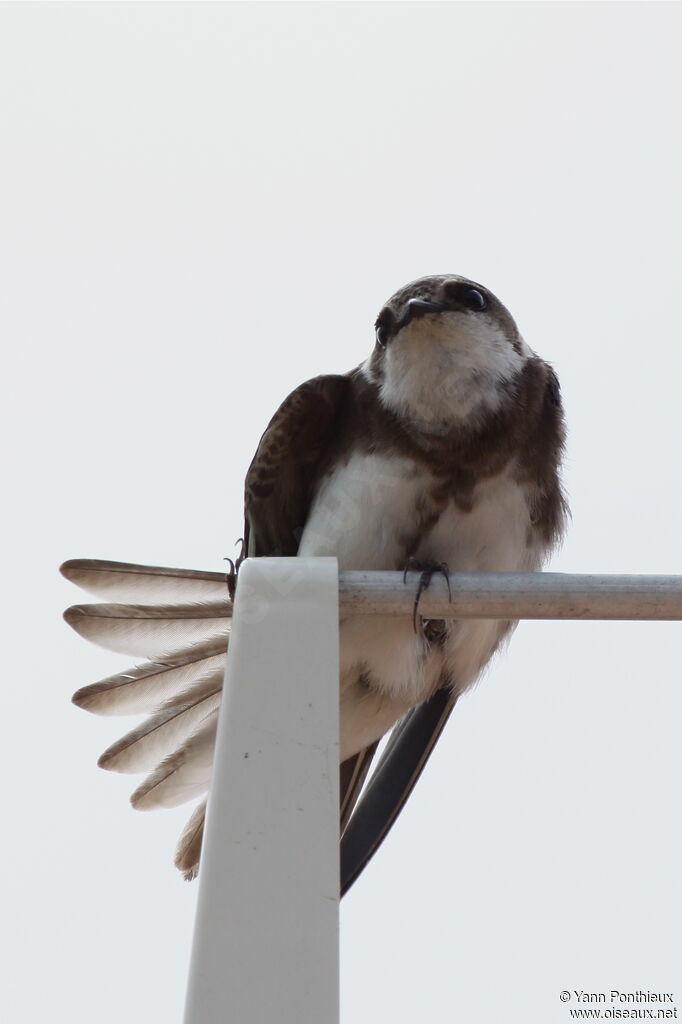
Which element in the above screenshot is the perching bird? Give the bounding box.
[63,274,567,888]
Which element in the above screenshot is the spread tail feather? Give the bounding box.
[98,672,224,774]
[64,600,231,658]
[131,712,218,810]
[175,801,206,880]
[64,556,443,888]
[60,558,230,604]
[72,638,227,716]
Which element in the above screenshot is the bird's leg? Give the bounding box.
[224,558,237,602]
[402,558,452,634]
[224,538,247,602]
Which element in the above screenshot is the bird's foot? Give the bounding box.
[224,559,237,602]
[402,558,452,633]
[224,538,247,602]
[234,536,246,569]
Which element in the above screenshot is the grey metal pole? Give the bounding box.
[338,571,682,619]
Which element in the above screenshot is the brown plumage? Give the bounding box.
[64,274,567,885]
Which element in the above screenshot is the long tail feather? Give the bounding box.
[63,601,231,658]
[175,801,206,881]
[98,673,223,774]
[71,638,227,716]
[340,744,379,833]
[131,713,218,810]
[60,558,230,604]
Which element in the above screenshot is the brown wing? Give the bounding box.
[341,688,458,896]
[243,373,457,891]
[243,373,378,823]
[244,374,350,558]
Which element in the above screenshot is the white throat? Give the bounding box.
[374,312,530,431]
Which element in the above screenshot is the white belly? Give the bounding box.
[298,451,544,758]
[298,451,427,570]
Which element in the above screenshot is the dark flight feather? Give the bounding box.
[244,374,350,557]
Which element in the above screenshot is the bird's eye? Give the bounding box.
[375,320,389,348]
[462,287,487,312]
[443,281,489,312]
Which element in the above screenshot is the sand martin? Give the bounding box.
[63,274,567,889]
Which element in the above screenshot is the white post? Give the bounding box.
[183,557,340,1024]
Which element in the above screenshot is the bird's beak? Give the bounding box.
[399,298,446,331]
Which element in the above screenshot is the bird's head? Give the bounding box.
[367,275,532,432]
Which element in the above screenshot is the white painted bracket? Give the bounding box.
[183,557,340,1024]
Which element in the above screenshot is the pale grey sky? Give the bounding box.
[2,3,681,1022]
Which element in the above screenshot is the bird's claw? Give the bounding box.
[224,537,247,602]
[224,558,237,602]
[402,558,452,633]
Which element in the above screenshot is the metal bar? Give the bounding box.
[338,571,682,619]
[183,557,340,1024]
